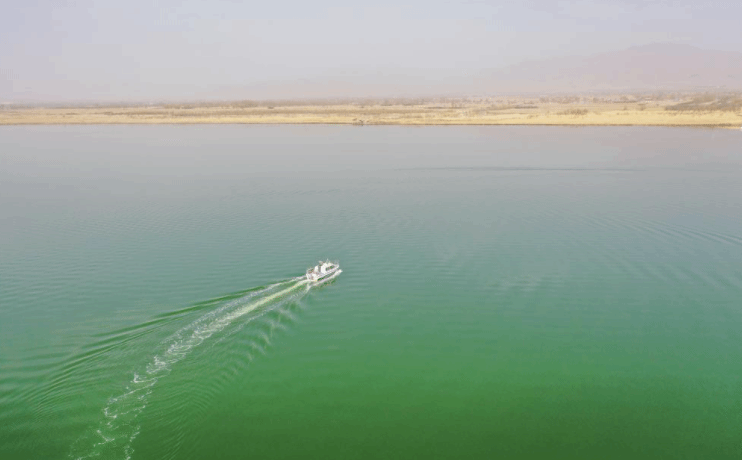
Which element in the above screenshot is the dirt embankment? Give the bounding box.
[2,94,741,127]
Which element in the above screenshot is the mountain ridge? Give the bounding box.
[477,43,742,93]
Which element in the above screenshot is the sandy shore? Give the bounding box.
[2,100,741,127]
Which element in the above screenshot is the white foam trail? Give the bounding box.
[70,275,331,460]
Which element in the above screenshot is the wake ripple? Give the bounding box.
[69,277,314,460]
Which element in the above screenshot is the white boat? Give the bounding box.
[306,260,342,283]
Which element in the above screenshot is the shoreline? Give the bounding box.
[2,101,741,128]
[1,121,739,128]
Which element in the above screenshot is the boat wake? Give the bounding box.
[69,269,339,460]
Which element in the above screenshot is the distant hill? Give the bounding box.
[205,44,742,99]
[6,44,742,104]
[476,44,742,93]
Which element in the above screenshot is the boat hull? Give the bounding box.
[311,268,342,285]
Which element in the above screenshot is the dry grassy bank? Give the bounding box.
[2,94,742,127]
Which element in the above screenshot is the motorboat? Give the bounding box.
[306,260,341,283]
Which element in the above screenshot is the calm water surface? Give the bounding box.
[1,126,741,459]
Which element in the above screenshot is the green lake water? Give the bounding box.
[1,126,741,459]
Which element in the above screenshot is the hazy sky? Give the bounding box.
[2,0,741,101]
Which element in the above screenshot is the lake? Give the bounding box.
[1,125,741,460]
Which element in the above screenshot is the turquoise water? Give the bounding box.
[1,126,741,459]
